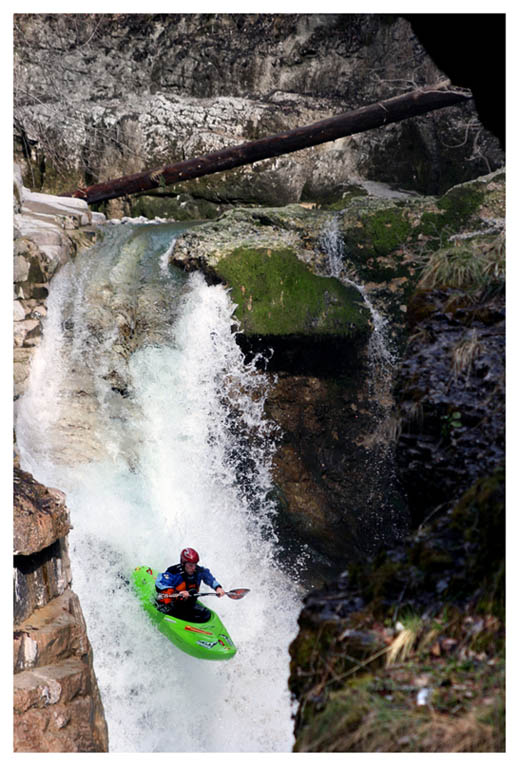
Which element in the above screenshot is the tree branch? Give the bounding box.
[66,84,472,205]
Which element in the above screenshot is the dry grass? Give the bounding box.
[296,672,505,753]
[417,710,503,752]
[418,236,505,291]
[451,330,484,381]
[294,603,505,754]
[319,706,503,752]
[386,614,423,666]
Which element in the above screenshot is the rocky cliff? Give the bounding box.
[14,13,503,220]
[287,171,505,751]
[13,173,109,752]
[13,464,109,752]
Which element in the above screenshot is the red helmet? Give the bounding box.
[180,547,199,564]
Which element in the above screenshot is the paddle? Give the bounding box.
[156,588,250,602]
[195,588,250,600]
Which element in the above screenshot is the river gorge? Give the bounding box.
[13,13,505,753]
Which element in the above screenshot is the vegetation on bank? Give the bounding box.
[290,468,505,752]
[287,170,505,752]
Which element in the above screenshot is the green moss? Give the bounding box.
[439,184,486,225]
[420,183,486,238]
[361,207,412,256]
[337,203,417,286]
[214,246,371,337]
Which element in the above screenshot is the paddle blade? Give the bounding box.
[226,588,250,600]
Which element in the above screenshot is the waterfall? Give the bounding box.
[15,222,302,753]
[319,214,402,547]
[319,215,396,383]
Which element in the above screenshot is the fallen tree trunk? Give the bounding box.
[68,85,472,205]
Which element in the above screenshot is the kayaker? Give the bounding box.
[155,547,225,623]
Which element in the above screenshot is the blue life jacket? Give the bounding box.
[155,571,175,591]
[155,563,221,595]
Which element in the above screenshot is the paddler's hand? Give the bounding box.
[177,591,190,600]
[215,587,225,598]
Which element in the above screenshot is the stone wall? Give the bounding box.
[13,168,109,752]
[13,467,109,752]
[13,14,503,215]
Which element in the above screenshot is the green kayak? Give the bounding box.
[131,565,237,661]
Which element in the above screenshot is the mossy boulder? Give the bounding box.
[214,246,371,338]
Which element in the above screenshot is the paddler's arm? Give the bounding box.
[200,566,225,597]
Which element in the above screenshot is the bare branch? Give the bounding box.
[65,84,472,204]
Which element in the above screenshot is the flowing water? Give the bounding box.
[319,215,401,546]
[15,222,302,752]
[319,215,396,383]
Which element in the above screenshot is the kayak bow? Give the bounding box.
[131,565,237,661]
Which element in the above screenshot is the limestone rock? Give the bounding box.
[14,163,24,213]
[14,15,503,209]
[13,468,109,752]
[12,167,103,399]
[20,188,91,226]
[14,658,108,752]
[14,467,70,557]
[14,590,89,673]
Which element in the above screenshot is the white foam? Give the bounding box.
[15,225,301,752]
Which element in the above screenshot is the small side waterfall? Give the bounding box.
[319,215,396,387]
[15,222,302,752]
[318,214,403,548]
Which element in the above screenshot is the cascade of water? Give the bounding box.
[318,215,401,547]
[319,215,396,386]
[15,223,301,752]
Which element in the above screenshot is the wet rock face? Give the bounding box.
[396,288,505,526]
[266,371,407,574]
[172,202,410,572]
[14,14,503,210]
[13,468,109,752]
[172,172,504,576]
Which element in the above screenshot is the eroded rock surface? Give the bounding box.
[13,175,108,752]
[13,468,108,752]
[14,14,503,217]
